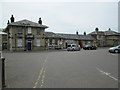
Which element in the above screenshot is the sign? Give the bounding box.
[25,35,34,39]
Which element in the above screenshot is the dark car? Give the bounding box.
[108,45,120,53]
[83,45,97,50]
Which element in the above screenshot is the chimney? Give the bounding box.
[7,20,10,25]
[95,27,99,34]
[38,18,42,24]
[84,32,86,35]
[108,28,111,31]
[76,31,78,35]
[10,15,15,23]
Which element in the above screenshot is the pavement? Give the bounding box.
[2,48,119,88]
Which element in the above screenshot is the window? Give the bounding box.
[55,39,58,45]
[17,39,23,47]
[49,39,52,45]
[36,28,41,35]
[17,27,23,34]
[36,39,40,46]
[28,27,31,34]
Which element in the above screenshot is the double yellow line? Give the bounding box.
[33,54,48,88]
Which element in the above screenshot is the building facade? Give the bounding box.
[89,28,120,47]
[5,16,120,51]
[6,15,48,51]
[44,32,96,49]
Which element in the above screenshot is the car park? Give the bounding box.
[83,45,97,50]
[108,45,120,53]
[67,44,80,51]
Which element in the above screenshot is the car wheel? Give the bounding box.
[114,49,119,53]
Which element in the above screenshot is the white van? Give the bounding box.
[67,44,80,51]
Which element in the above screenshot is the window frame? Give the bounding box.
[17,39,23,47]
[36,39,40,47]
[36,28,41,35]
[17,27,23,34]
[28,27,32,34]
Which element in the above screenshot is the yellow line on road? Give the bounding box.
[33,65,45,88]
[40,66,47,88]
[33,53,48,88]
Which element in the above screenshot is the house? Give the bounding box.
[89,28,120,47]
[5,15,48,51]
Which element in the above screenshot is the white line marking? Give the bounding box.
[96,67,118,81]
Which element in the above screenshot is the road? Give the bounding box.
[3,48,118,88]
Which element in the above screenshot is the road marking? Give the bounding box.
[33,54,48,88]
[109,53,118,56]
[40,66,47,88]
[33,66,44,88]
[96,67,118,81]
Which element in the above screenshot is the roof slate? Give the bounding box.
[45,32,95,40]
[8,19,48,28]
[89,30,120,36]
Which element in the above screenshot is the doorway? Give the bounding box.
[27,40,32,50]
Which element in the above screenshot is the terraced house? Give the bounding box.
[4,15,120,51]
[44,32,96,49]
[5,15,96,51]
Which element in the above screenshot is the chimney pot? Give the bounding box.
[84,32,86,35]
[76,31,78,35]
[10,15,15,23]
[7,20,10,25]
[38,17,42,24]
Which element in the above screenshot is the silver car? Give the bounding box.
[67,44,80,51]
[108,45,120,53]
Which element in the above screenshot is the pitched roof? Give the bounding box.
[45,32,95,40]
[8,19,48,28]
[89,31,104,35]
[104,30,118,35]
[44,32,63,39]
[0,32,7,35]
[89,30,119,36]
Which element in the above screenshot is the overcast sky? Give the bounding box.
[0,0,118,34]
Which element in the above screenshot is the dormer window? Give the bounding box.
[28,27,31,34]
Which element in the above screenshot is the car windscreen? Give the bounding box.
[67,45,71,47]
[72,45,76,47]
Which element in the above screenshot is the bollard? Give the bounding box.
[2,57,6,88]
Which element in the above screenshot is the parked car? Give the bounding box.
[67,44,80,51]
[108,45,120,53]
[83,45,97,50]
[55,46,61,50]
